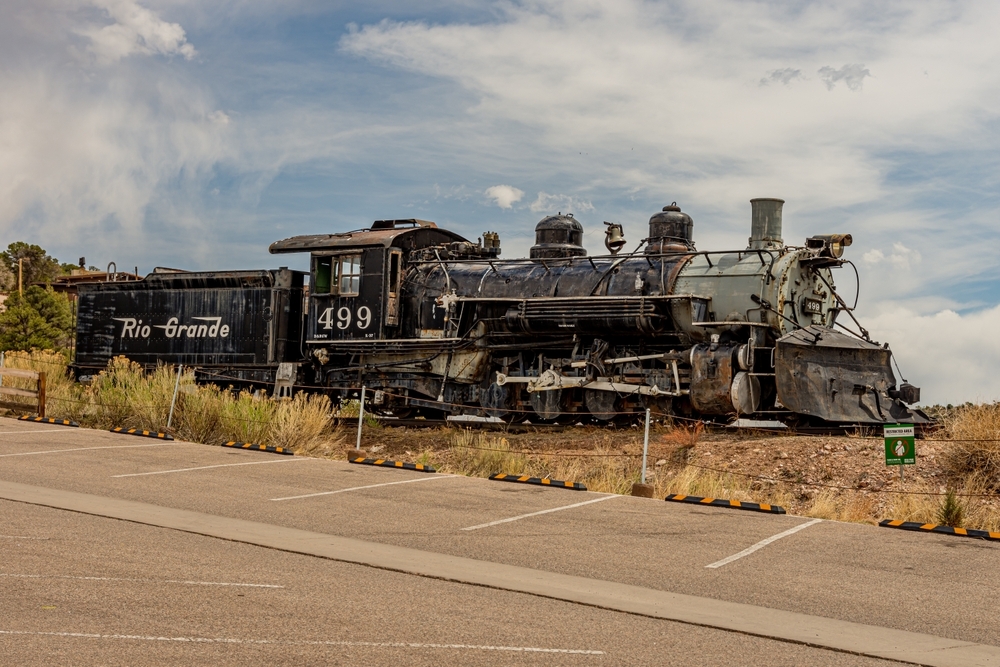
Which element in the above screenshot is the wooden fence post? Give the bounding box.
[37,372,46,419]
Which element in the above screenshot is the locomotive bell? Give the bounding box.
[646,202,694,254]
[603,222,626,255]
[530,213,587,259]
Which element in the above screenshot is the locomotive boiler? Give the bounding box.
[74,198,927,425]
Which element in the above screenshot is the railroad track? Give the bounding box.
[334,417,573,433]
[332,416,923,437]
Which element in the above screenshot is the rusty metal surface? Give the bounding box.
[689,344,737,414]
[269,221,465,253]
[775,326,929,424]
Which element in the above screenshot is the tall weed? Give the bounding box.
[0,349,84,417]
[941,403,1000,489]
[0,354,343,454]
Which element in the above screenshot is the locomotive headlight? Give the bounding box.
[806,234,853,259]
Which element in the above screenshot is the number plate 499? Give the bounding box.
[318,306,372,331]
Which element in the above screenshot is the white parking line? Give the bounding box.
[0,443,177,458]
[0,429,75,436]
[461,495,618,531]
[0,573,283,588]
[112,458,308,478]
[0,535,48,540]
[271,475,454,501]
[705,518,823,569]
[0,630,603,654]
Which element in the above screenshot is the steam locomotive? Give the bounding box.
[73,199,928,425]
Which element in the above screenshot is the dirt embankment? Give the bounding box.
[361,425,949,489]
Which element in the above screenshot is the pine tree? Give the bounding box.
[0,286,74,351]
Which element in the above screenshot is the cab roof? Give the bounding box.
[269,219,468,254]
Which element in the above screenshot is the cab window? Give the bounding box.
[312,256,332,294]
[339,254,361,296]
[388,251,401,296]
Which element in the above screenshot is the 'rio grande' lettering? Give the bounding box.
[114,317,230,339]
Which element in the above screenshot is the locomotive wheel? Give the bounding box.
[529,389,565,421]
[502,411,529,424]
[480,382,518,422]
[584,389,618,422]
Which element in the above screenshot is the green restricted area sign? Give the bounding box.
[884,424,916,466]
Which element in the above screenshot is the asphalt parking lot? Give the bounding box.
[2,416,998,665]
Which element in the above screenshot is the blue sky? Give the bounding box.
[3,0,1000,404]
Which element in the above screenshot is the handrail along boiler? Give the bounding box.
[74,200,927,425]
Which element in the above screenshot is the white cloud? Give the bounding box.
[208,110,230,125]
[865,304,1000,405]
[817,64,871,91]
[862,249,885,263]
[484,184,523,209]
[78,0,197,65]
[862,242,921,270]
[529,192,594,214]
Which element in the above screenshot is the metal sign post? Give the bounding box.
[355,386,366,451]
[167,364,183,429]
[641,409,651,485]
[884,423,916,485]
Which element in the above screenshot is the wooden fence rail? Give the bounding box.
[0,368,46,418]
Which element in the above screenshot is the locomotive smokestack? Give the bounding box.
[749,198,784,250]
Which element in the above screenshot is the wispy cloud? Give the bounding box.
[862,242,921,270]
[817,64,871,91]
[529,192,594,214]
[77,0,197,64]
[759,68,802,86]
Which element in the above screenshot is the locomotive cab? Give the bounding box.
[308,249,379,340]
[269,219,469,345]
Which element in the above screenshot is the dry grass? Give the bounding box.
[792,488,879,524]
[441,430,638,494]
[656,465,794,510]
[441,429,786,500]
[85,357,178,429]
[1,349,85,417]
[1,353,344,455]
[940,402,1000,489]
[270,393,339,456]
